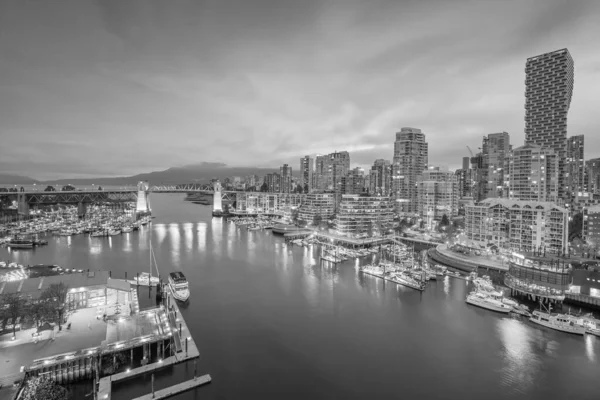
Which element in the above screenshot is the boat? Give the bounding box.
[529,303,585,335]
[247,224,261,231]
[465,291,512,314]
[130,272,159,287]
[7,238,34,249]
[511,304,532,318]
[391,272,425,291]
[272,224,306,235]
[168,271,190,302]
[121,226,133,233]
[108,228,121,236]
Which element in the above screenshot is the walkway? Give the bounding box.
[131,374,211,400]
[429,244,508,272]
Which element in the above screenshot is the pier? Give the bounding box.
[131,374,212,400]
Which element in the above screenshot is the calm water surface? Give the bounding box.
[4,194,600,400]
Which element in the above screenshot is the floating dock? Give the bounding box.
[131,374,211,400]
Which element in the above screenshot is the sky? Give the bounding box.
[1,0,600,180]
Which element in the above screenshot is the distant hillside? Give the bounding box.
[40,163,293,186]
[0,173,38,185]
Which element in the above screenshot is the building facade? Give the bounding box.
[524,48,574,200]
[392,127,428,213]
[369,159,392,196]
[416,166,458,229]
[505,143,559,202]
[341,167,366,195]
[279,164,293,194]
[587,158,600,196]
[234,192,304,215]
[313,151,350,193]
[482,132,510,199]
[299,156,313,193]
[335,195,394,237]
[465,199,569,255]
[583,204,600,248]
[297,193,335,224]
[265,173,281,193]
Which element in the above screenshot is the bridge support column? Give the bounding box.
[212,181,223,216]
[135,181,150,219]
[17,193,29,216]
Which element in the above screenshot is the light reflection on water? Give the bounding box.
[497,319,538,395]
[168,223,180,265]
[197,222,207,254]
[586,335,597,363]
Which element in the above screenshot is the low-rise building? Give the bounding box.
[465,198,568,255]
[583,204,600,248]
[335,195,394,237]
[298,193,335,224]
[234,192,304,215]
[416,166,458,229]
[505,253,570,303]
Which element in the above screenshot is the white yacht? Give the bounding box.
[121,225,133,233]
[465,291,512,314]
[169,271,190,302]
[108,228,121,236]
[529,305,585,335]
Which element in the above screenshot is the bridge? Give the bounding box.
[0,181,232,217]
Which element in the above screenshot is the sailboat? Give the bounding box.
[129,242,160,287]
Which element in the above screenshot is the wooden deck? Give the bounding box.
[131,374,211,400]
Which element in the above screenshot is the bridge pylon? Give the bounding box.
[212,181,223,216]
[135,181,151,218]
[17,193,29,216]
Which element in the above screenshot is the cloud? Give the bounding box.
[0,0,599,180]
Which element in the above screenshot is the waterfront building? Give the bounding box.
[341,167,366,195]
[481,132,510,199]
[416,166,458,229]
[392,127,428,213]
[299,155,314,193]
[505,253,570,303]
[524,48,574,200]
[569,263,600,300]
[465,198,568,255]
[234,192,304,215]
[280,164,293,194]
[297,193,335,224]
[369,159,392,196]
[335,195,394,237]
[565,135,585,202]
[504,143,559,202]
[265,173,281,193]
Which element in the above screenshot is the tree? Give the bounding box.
[61,185,75,191]
[440,214,450,227]
[98,186,103,191]
[44,186,56,192]
[569,212,583,241]
[42,282,69,330]
[260,182,268,192]
[312,214,322,227]
[27,300,55,330]
[295,184,303,194]
[21,377,68,400]
[0,293,27,337]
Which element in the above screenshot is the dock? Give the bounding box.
[131,374,211,400]
[98,287,203,400]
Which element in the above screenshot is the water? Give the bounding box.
[3,194,600,399]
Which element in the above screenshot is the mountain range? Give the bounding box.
[0,163,296,186]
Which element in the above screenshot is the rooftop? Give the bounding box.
[0,271,110,299]
[473,198,567,213]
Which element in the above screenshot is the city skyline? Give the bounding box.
[1,1,600,180]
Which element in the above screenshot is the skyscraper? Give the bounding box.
[299,155,313,193]
[481,132,510,199]
[392,127,428,214]
[416,166,458,229]
[279,164,292,193]
[524,48,574,200]
[312,151,350,193]
[369,159,392,196]
[565,135,585,200]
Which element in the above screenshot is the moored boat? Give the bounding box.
[465,291,512,314]
[168,271,190,301]
[529,303,585,335]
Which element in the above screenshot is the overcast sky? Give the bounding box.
[1,0,599,180]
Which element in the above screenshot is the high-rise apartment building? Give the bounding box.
[416,166,458,229]
[566,135,585,200]
[482,132,510,199]
[341,167,366,195]
[299,156,313,194]
[279,164,292,194]
[369,159,392,196]
[587,158,600,196]
[524,48,574,200]
[392,128,428,214]
[505,144,559,202]
[312,151,350,193]
[265,173,281,193]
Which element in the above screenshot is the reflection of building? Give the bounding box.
[465,198,568,255]
[297,193,335,224]
[393,127,428,213]
[335,195,394,237]
[505,253,570,303]
[416,166,458,228]
[505,144,559,202]
[525,48,574,200]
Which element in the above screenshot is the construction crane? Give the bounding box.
[466,146,474,157]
